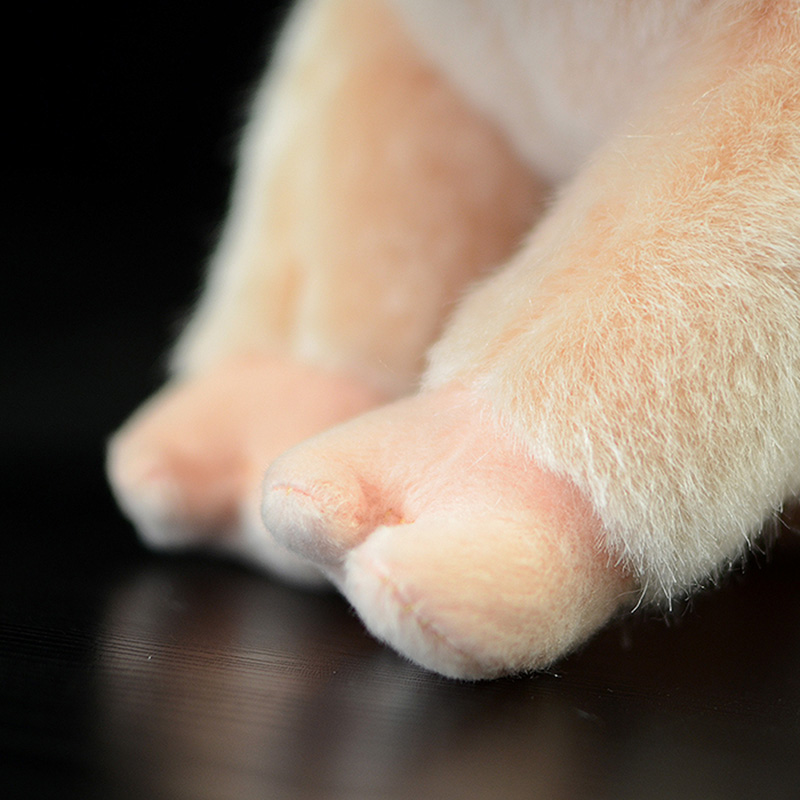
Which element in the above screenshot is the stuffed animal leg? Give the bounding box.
[109,0,800,678]
[106,0,541,582]
[260,1,800,676]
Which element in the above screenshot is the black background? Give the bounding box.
[9,2,292,467]
[4,4,800,799]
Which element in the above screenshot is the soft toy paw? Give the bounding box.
[108,0,800,678]
[262,384,634,678]
[108,353,386,584]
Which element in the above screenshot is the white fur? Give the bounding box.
[387,0,706,183]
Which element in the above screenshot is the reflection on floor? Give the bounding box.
[3,472,799,800]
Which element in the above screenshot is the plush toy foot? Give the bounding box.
[262,385,635,677]
[107,354,386,584]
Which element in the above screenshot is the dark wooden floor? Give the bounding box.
[2,451,799,799]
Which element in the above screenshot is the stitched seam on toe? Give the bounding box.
[367,557,492,675]
[269,482,367,527]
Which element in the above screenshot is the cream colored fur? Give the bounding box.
[109,0,800,676]
[419,0,800,599]
[173,0,541,395]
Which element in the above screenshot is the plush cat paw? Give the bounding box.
[107,354,386,584]
[262,384,635,676]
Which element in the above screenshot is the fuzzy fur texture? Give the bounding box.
[109,0,800,677]
[173,0,541,395]
[419,0,800,600]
